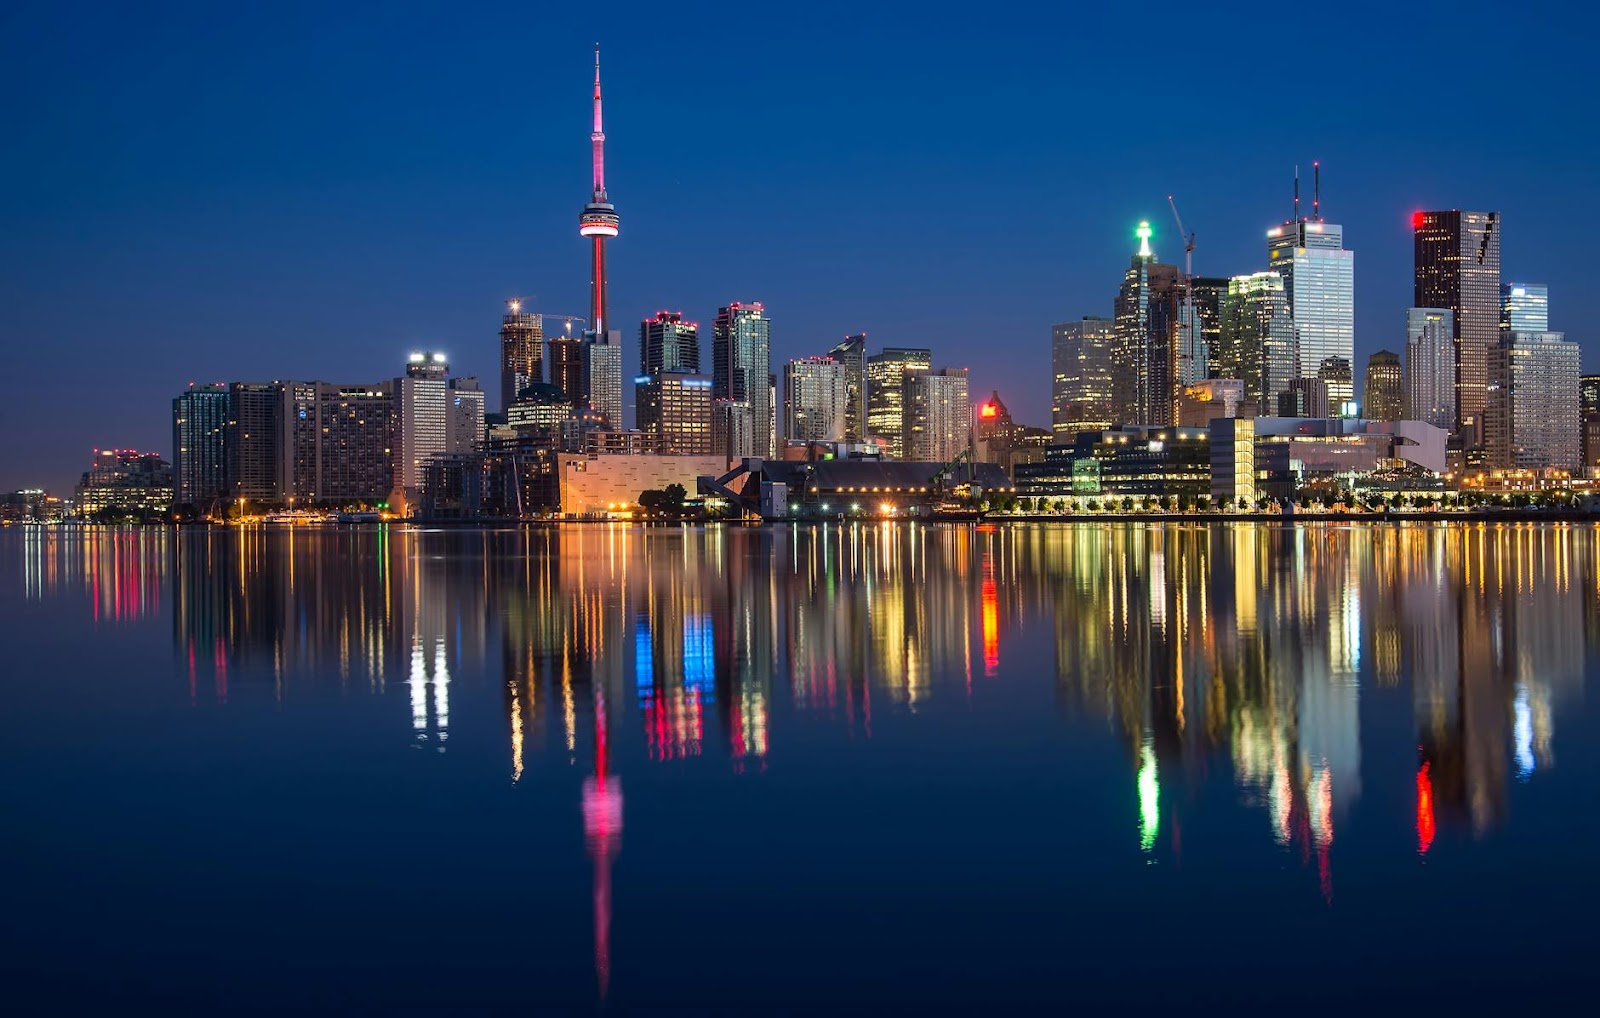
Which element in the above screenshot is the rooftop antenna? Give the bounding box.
[1294,165,1300,222]
[1313,160,1321,221]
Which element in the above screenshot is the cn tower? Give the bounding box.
[579,45,618,336]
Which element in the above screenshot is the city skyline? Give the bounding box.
[3,4,1595,494]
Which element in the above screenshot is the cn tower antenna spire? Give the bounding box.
[591,44,605,198]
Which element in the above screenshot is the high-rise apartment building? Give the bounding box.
[1414,210,1500,435]
[1363,351,1404,422]
[902,367,970,463]
[1485,331,1581,471]
[1217,272,1298,414]
[1583,374,1600,475]
[583,332,625,430]
[1502,283,1548,333]
[636,372,713,455]
[712,302,772,458]
[448,377,485,453]
[712,399,755,462]
[1406,308,1456,432]
[1113,222,1181,426]
[172,383,229,507]
[317,382,396,503]
[1189,276,1229,375]
[826,333,868,443]
[640,310,700,375]
[1051,317,1115,439]
[499,301,543,412]
[782,357,848,444]
[396,352,450,498]
[1267,214,1355,403]
[548,332,584,405]
[227,382,284,504]
[866,347,931,457]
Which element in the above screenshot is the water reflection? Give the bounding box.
[15,521,1600,1001]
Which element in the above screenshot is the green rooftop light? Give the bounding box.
[1136,220,1153,258]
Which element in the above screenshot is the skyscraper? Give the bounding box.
[1113,221,1181,425]
[712,399,755,462]
[902,368,971,463]
[636,372,713,455]
[1485,330,1581,471]
[712,303,773,457]
[499,300,543,412]
[1189,276,1229,377]
[782,357,848,444]
[396,352,450,499]
[1217,272,1298,414]
[548,329,584,406]
[448,377,485,453]
[1363,351,1404,422]
[640,311,700,375]
[172,383,229,507]
[584,334,625,431]
[227,382,284,504]
[1582,374,1600,475]
[579,47,619,337]
[1267,170,1355,403]
[826,333,868,443]
[1051,317,1115,439]
[1501,283,1548,333]
[866,347,931,457]
[1406,308,1456,432]
[317,382,395,503]
[1414,210,1501,435]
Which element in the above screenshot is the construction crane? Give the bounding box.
[505,297,588,335]
[931,447,973,496]
[1167,195,1199,385]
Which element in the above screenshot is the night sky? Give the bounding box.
[2,0,1591,494]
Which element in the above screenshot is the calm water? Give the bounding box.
[3,522,1598,1011]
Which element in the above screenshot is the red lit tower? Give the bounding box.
[579,46,619,336]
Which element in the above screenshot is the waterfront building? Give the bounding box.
[712,303,773,458]
[1052,317,1116,438]
[1217,272,1298,412]
[1016,426,1211,499]
[316,381,396,504]
[499,301,543,412]
[1406,308,1456,431]
[1583,374,1600,475]
[227,382,284,504]
[1414,210,1501,436]
[75,449,174,516]
[866,347,931,457]
[396,353,450,503]
[172,383,229,507]
[902,367,970,464]
[640,311,700,375]
[825,333,868,443]
[1502,283,1549,334]
[1363,351,1404,422]
[782,357,848,444]
[1485,331,1581,471]
[636,372,714,455]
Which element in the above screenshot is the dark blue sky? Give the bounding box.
[2,0,1591,493]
